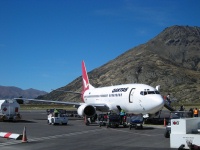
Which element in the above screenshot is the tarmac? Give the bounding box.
[0,110,177,150]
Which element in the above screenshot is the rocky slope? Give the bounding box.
[39,25,200,103]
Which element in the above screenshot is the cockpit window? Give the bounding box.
[140,90,160,95]
[147,91,155,94]
[155,91,160,94]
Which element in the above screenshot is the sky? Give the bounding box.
[0,0,200,92]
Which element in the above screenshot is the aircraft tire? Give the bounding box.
[164,130,170,138]
[47,120,50,125]
[51,118,55,125]
[86,121,89,126]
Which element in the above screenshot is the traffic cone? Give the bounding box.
[22,126,28,143]
[164,118,166,127]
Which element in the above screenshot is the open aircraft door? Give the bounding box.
[129,88,135,103]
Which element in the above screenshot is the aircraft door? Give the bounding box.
[129,88,135,103]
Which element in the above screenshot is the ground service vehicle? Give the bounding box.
[47,109,68,125]
[170,117,200,149]
[127,114,144,130]
[0,99,21,121]
[85,114,98,125]
[164,111,192,138]
[106,113,121,128]
[98,114,108,127]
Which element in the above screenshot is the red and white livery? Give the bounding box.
[18,61,164,118]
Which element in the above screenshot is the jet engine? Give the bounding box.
[77,104,96,117]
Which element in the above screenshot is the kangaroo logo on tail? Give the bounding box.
[81,61,95,102]
[82,61,89,92]
[81,61,90,102]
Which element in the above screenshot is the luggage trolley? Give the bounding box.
[127,114,144,130]
[98,114,108,127]
[106,113,121,128]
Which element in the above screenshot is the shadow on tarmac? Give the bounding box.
[1,120,37,123]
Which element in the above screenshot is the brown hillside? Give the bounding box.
[39,25,200,103]
[0,86,47,99]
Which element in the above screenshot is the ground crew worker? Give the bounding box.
[189,108,193,117]
[120,109,126,124]
[104,113,108,121]
[194,108,199,117]
[120,109,125,116]
[166,94,171,106]
[179,105,184,111]
[54,109,58,113]
[54,109,59,117]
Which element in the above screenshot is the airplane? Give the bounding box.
[16,61,164,118]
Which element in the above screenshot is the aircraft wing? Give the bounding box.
[15,98,110,112]
[14,98,81,107]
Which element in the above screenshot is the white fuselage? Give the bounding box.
[83,84,164,114]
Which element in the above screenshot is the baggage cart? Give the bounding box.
[127,114,143,130]
[106,113,121,128]
[98,114,108,127]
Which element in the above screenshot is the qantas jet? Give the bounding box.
[18,61,164,118]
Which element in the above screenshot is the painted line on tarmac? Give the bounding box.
[0,128,104,146]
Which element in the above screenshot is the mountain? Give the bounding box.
[39,25,200,103]
[0,86,48,99]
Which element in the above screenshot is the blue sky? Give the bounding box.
[0,0,199,92]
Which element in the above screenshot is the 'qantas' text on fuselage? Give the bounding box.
[112,88,129,93]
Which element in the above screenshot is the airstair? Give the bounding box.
[164,103,176,111]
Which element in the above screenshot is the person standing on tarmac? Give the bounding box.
[189,108,194,117]
[193,108,199,117]
[120,109,126,124]
[54,109,59,117]
[179,105,185,111]
[166,94,171,106]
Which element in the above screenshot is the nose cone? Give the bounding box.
[148,95,164,114]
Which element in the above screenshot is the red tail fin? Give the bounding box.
[81,61,89,101]
[82,61,89,92]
